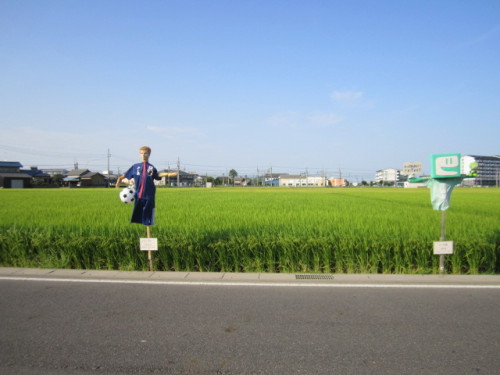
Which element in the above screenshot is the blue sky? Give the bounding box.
[1,0,499,181]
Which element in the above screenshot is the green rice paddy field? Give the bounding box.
[0,187,498,274]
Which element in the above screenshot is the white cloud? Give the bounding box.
[459,25,500,48]
[331,90,364,101]
[266,112,300,128]
[146,125,204,137]
[267,111,342,129]
[308,113,342,127]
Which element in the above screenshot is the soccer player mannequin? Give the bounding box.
[116,146,166,226]
[116,146,175,224]
[116,146,171,270]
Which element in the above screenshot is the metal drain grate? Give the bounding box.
[295,274,334,280]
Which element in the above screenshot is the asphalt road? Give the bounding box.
[0,269,499,375]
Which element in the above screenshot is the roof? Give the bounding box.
[465,155,500,161]
[63,172,104,181]
[41,169,69,175]
[81,172,104,179]
[21,168,50,178]
[67,169,91,177]
[264,173,288,178]
[0,172,32,179]
[160,169,197,176]
[0,161,23,168]
[280,175,324,179]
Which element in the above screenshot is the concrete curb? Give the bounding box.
[1,267,499,286]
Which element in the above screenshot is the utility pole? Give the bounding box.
[106,149,111,186]
[167,163,170,186]
[177,157,180,187]
[107,149,111,173]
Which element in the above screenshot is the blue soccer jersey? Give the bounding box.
[123,162,161,225]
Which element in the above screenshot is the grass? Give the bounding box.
[0,187,498,274]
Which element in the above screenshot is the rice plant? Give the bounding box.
[0,187,498,274]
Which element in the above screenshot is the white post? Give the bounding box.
[146,226,153,272]
[439,211,446,274]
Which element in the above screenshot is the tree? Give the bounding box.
[32,178,45,186]
[229,169,238,186]
[52,174,64,186]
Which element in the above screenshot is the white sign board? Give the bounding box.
[140,238,158,251]
[402,162,423,176]
[433,241,453,255]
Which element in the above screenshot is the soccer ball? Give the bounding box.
[119,186,136,204]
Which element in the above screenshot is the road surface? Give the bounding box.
[1,268,499,374]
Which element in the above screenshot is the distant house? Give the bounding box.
[264,173,287,186]
[63,169,107,187]
[329,178,347,187]
[81,171,106,187]
[101,170,119,186]
[0,161,32,188]
[234,177,250,186]
[157,169,198,187]
[21,166,51,185]
[41,168,69,177]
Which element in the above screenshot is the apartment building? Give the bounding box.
[375,168,400,184]
[461,155,500,187]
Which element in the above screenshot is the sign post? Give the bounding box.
[428,153,462,274]
[140,226,157,271]
[410,153,477,274]
[440,210,445,273]
[434,212,451,273]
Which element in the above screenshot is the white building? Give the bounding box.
[461,155,500,187]
[375,168,400,184]
[279,175,327,187]
[264,173,286,186]
[41,168,69,176]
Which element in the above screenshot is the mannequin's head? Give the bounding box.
[139,146,151,162]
